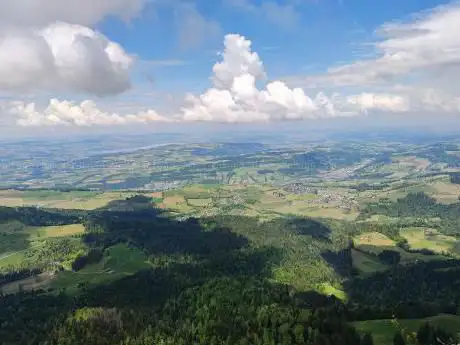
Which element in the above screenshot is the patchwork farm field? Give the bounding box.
[351,229,453,275]
[430,181,460,204]
[1,138,460,344]
[155,183,360,220]
[0,190,139,210]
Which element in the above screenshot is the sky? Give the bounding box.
[0,0,459,138]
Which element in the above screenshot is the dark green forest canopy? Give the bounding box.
[0,195,459,345]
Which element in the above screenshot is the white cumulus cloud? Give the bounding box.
[10,98,172,126]
[0,22,133,95]
[0,0,149,96]
[346,93,409,113]
[7,33,414,127]
[212,34,266,89]
[181,34,405,123]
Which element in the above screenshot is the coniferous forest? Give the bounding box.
[0,193,459,345]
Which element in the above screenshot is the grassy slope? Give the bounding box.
[351,249,389,274]
[0,222,85,271]
[401,227,458,255]
[354,232,396,247]
[353,229,450,268]
[52,244,150,294]
[353,315,460,345]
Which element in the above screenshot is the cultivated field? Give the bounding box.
[0,190,136,210]
[156,183,360,220]
[354,232,395,247]
[430,181,460,204]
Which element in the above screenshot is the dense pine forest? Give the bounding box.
[0,194,459,344]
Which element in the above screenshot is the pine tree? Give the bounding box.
[362,332,374,345]
[393,332,406,345]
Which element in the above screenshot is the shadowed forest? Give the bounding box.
[0,195,459,345]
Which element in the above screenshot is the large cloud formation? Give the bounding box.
[0,0,147,95]
[0,23,133,95]
[181,34,406,122]
[11,33,409,126]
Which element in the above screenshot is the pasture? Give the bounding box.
[354,232,395,247]
[355,243,447,266]
[0,221,84,241]
[30,224,85,239]
[353,230,450,266]
[353,314,460,345]
[351,249,389,274]
[430,181,460,204]
[318,282,347,302]
[401,227,458,255]
[187,198,212,207]
[0,222,85,272]
[52,244,150,294]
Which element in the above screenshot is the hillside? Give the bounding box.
[1,138,460,344]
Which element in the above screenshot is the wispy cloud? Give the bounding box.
[284,2,460,114]
[0,0,149,27]
[289,3,460,89]
[174,2,221,50]
[224,0,300,30]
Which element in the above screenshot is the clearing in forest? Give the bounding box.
[351,249,389,274]
[31,224,85,238]
[0,272,55,295]
[52,244,150,294]
[354,232,395,247]
[401,227,458,255]
[353,314,460,345]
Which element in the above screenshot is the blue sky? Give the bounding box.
[97,0,450,90]
[0,0,459,135]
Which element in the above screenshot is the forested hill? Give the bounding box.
[0,195,459,345]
